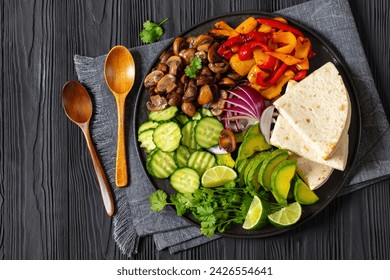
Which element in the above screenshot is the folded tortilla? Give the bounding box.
[273,62,350,160]
[271,114,349,171]
[289,153,334,190]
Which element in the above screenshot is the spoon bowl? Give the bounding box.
[62,80,115,216]
[104,45,136,187]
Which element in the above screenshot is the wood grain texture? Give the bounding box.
[0,0,389,260]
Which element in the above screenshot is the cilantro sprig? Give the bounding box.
[149,182,268,237]
[184,57,203,78]
[139,18,169,44]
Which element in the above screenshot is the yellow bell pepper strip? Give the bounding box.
[229,54,256,76]
[209,28,239,38]
[215,20,236,31]
[294,37,311,59]
[234,17,258,34]
[260,70,295,99]
[256,18,304,37]
[258,23,272,33]
[296,56,309,70]
[265,51,303,65]
[273,31,297,54]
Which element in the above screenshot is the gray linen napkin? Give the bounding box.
[74,0,390,255]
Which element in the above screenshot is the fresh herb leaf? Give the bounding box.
[140,18,169,44]
[170,195,187,216]
[185,57,202,78]
[149,190,168,212]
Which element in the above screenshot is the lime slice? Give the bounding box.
[201,166,237,188]
[243,196,269,230]
[268,202,302,227]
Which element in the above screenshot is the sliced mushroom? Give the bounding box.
[226,72,244,81]
[196,75,214,87]
[191,34,214,50]
[146,95,168,111]
[155,63,168,73]
[180,73,190,85]
[173,37,188,55]
[208,61,229,73]
[144,70,164,88]
[156,74,177,94]
[219,129,237,153]
[197,85,213,105]
[210,98,226,116]
[159,50,174,63]
[219,89,228,100]
[183,79,197,102]
[167,92,182,106]
[166,55,182,76]
[175,82,185,96]
[181,101,197,117]
[179,48,196,65]
[207,42,222,63]
[200,66,212,76]
[186,36,196,45]
[197,42,213,52]
[218,77,236,88]
[195,51,207,62]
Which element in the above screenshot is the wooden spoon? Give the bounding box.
[104,45,135,187]
[62,80,115,216]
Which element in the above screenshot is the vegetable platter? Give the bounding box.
[133,12,361,238]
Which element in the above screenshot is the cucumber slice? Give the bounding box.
[138,121,159,135]
[175,114,189,125]
[194,117,224,148]
[187,151,216,176]
[170,167,200,193]
[153,122,182,152]
[175,145,192,168]
[147,149,177,178]
[138,129,156,152]
[149,106,178,122]
[181,120,201,150]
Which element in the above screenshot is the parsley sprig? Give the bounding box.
[149,182,268,237]
[184,57,203,78]
[139,18,169,44]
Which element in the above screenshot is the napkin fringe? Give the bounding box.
[113,188,140,256]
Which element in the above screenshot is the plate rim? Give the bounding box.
[133,11,362,238]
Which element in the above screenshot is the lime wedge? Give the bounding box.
[201,166,237,188]
[243,196,269,230]
[268,202,302,227]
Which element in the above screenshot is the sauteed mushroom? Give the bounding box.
[173,37,188,55]
[144,70,164,88]
[147,95,168,111]
[166,55,182,76]
[157,74,177,94]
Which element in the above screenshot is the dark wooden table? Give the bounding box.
[1,0,389,260]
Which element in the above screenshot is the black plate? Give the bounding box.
[133,12,361,238]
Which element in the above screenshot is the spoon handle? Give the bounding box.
[115,95,128,187]
[82,125,115,216]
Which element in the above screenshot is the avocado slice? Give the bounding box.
[271,159,297,204]
[237,133,271,162]
[293,175,319,205]
[258,149,289,191]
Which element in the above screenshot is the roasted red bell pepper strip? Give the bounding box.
[218,31,267,59]
[258,54,277,70]
[293,70,307,81]
[268,62,288,85]
[256,71,270,87]
[256,18,304,37]
[256,62,288,87]
[238,41,270,60]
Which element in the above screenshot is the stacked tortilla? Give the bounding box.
[270,62,351,190]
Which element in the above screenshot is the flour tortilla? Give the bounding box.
[270,114,349,171]
[289,154,334,190]
[273,62,349,160]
